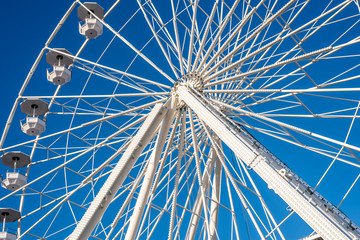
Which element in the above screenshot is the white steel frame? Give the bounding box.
[1,0,360,240]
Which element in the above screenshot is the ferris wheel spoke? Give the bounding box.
[191,0,219,73]
[204,87,360,94]
[0,116,144,204]
[46,47,171,91]
[204,36,283,81]
[144,1,178,50]
[208,136,275,236]
[170,0,187,76]
[236,157,286,239]
[167,141,181,240]
[201,0,268,77]
[200,0,297,78]
[209,149,222,240]
[212,38,359,96]
[212,99,360,153]
[247,19,358,94]
[174,177,199,239]
[137,0,181,80]
[76,1,175,84]
[313,102,360,192]
[188,109,214,239]
[185,0,200,72]
[235,83,360,113]
[72,65,155,94]
[152,126,206,200]
[185,143,218,240]
[0,98,165,153]
[195,0,242,73]
[338,173,360,209]
[204,45,333,87]
[205,1,357,91]
[297,0,354,44]
[144,147,203,239]
[248,1,356,88]
[234,116,360,168]
[225,176,241,240]
[21,92,170,100]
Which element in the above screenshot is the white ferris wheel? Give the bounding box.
[1,0,360,239]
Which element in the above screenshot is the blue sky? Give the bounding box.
[1,1,360,239]
[0,0,67,129]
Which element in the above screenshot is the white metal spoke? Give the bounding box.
[209,146,222,240]
[188,109,212,239]
[195,0,242,73]
[137,0,181,80]
[211,99,360,153]
[171,0,186,77]
[191,0,219,73]
[186,0,199,71]
[76,1,175,84]
[46,47,171,90]
[205,45,333,87]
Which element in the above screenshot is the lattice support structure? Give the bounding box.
[124,98,177,240]
[69,102,169,240]
[177,85,360,240]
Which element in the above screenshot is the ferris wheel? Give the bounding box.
[1,0,360,239]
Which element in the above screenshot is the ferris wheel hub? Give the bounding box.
[184,73,204,91]
[172,73,204,109]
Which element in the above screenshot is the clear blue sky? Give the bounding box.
[0,0,67,129]
[1,1,359,239]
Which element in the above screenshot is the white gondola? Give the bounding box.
[1,152,30,192]
[46,49,74,85]
[1,172,27,191]
[47,66,72,85]
[78,2,104,39]
[20,117,46,136]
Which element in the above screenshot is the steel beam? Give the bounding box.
[124,98,177,240]
[177,85,360,240]
[209,148,222,240]
[69,102,169,240]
